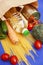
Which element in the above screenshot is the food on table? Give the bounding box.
[32,24,43,43]
[21,5,40,20]
[0,1,41,65]
[2,8,38,65]
[1,53,10,61]
[34,40,42,49]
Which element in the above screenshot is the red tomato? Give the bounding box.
[1,53,9,61]
[10,55,18,65]
[27,23,34,31]
[34,40,42,49]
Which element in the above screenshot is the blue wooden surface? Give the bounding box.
[0,0,43,65]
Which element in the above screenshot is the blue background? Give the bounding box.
[0,0,43,65]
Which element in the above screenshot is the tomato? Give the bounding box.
[27,23,34,31]
[34,40,42,49]
[1,53,9,61]
[10,55,18,65]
